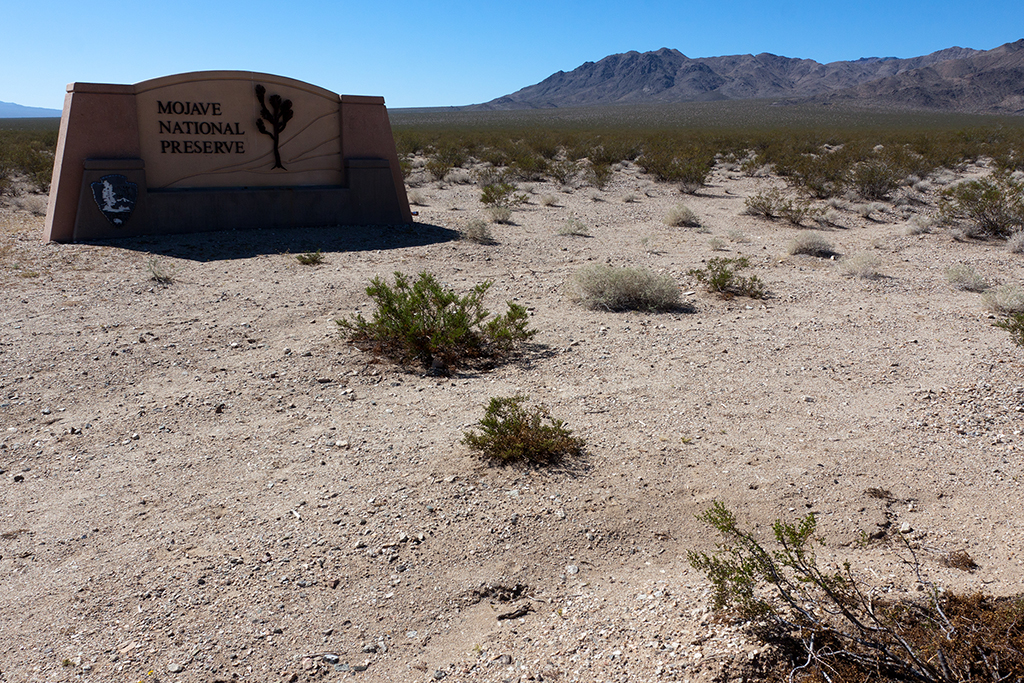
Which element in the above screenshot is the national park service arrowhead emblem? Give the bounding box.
[91,174,138,227]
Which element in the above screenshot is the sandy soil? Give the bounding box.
[1,160,1023,683]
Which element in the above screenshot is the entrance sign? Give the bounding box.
[44,71,412,242]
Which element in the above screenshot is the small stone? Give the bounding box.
[167,662,184,673]
[899,522,912,534]
[555,509,566,519]
[566,564,579,575]
[353,664,368,672]
[433,670,447,680]
[323,654,339,665]
[42,407,51,415]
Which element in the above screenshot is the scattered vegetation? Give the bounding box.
[570,264,681,312]
[1008,231,1024,254]
[336,272,536,372]
[689,501,1024,683]
[296,250,324,266]
[0,123,59,193]
[787,233,837,258]
[688,257,766,298]
[462,395,584,466]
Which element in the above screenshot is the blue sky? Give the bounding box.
[3,0,1021,110]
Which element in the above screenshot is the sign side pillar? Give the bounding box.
[339,95,412,223]
[43,83,141,242]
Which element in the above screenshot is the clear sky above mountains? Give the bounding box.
[3,0,1021,111]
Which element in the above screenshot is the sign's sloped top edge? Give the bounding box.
[134,71,342,102]
[67,72,385,105]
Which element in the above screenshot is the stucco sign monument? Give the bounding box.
[43,71,412,242]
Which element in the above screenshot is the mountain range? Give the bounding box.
[0,101,62,118]
[472,40,1024,115]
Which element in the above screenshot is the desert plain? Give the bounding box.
[1,155,1023,683]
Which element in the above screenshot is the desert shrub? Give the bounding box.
[689,501,1024,683]
[586,160,613,189]
[407,190,426,206]
[558,218,590,237]
[982,284,1024,314]
[462,395,584,466]
[146,257,175,285]
[337,272,536,372]
[296,250,324,266]
[1008,231,1024,253]
[840,252,883,279]
[708,237,727,251]
[939,174,1024,237]
[945,264,989,292]
[688,257,766,299]
[664,203,700,227]
[906,214,935,235]
[547,159,579,186]
[787,233,837,258]
[743,187,789,219]
[480,181,527,209]
[539,194,558,207]
[487,206,513,224]
[853,202,886,220]
[995,313,1024,346]
[570,264,681,312]
[460,219,495,245]
[850,159,902,199]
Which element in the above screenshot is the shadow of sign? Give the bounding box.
[79,222,459,262]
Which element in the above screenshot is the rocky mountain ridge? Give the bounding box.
[473,40,1023,115]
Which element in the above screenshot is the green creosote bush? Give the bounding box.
[460,218,496,245]
[569,264,682,312]
[743,187,789,220]
[994,313,1024,346]
[850,159,902,200]
[939,174,1024,237]
[688,256,766,299]
[944,264,989,292]
[425,144,466,181]
[336,271,536,372]
[296,250,324,266]
[664,203,700,228]
[462,395,584,466]
[787,233,837,258]
[689,501,1024,683]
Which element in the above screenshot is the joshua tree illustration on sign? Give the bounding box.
[255,84,293,170]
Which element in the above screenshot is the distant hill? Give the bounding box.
[470,41,1023,115]
[0,101,62,118]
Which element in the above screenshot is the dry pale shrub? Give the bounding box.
[727,229,750,243]
[983,284,1024,314]
[558,218,590,237]
[945,264,989,292]
[665,203,700,227]
[487,206,513,224]
[906,215,935,235]
[570,264,681,312]
[788,233,837,258]
[407,190,426,206]
[708,237,727,251]
[622,193,638,203]
[854,202,886,220]
[1008,231,1024,254]
[460,218,496,245]
[840,252,882,279]
[539,194,558,207]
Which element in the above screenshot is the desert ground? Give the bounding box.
[1,158,1023,683]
